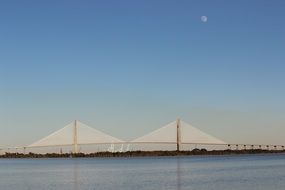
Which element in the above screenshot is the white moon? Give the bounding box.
[201,16,208,22]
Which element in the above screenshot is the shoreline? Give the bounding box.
[1,149,285,158]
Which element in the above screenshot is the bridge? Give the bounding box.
[0,119,284,154]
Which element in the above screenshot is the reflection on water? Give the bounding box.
[72,160,79,190]
[0,154,285,190]
[176,157,181,190]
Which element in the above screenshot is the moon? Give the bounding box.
[201,16,208,23]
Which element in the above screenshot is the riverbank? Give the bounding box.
[1,149,285,158]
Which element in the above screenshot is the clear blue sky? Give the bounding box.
[1,0,285,146]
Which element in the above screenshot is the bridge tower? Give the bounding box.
[176,118,181,152]
[73,120,79,154]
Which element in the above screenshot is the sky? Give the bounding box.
[0,0,285,147]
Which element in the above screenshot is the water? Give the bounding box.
[0,154,285,190]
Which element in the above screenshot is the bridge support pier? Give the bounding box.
[176,118,181,152]
[73,120,79,154]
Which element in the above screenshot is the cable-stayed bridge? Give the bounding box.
[1,119,284,154]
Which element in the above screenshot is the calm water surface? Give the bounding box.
[0,154,285,190]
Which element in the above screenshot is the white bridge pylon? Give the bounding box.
[28,120,124,153]
[131,119,227,150]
